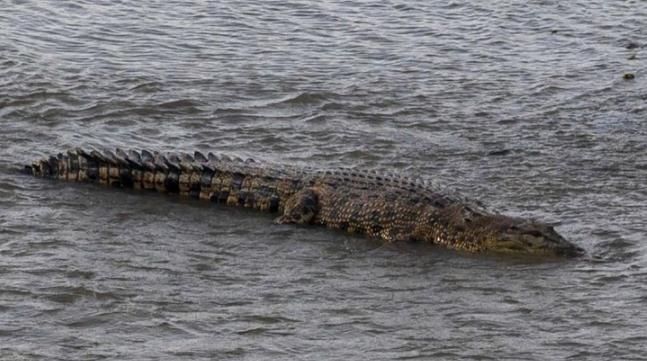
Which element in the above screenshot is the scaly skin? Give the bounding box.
[25,148,584,257]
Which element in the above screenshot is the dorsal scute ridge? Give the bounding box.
[163,155,181,172]
[92,149,110,163]
[103,150,118,165]
[179,152,194,163]
[113,149,129,166]
[152,151,166,166]
[68,147,445,201]
[115,148,128,159]
[127,150,142,164]
[194,151,208,163]
[141,149,154,163]
[156,160,169,172]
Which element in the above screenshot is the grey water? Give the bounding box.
[1,1,646,360]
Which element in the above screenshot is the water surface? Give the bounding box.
[1,1,646,360]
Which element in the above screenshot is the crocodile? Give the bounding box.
[25,148,584,257]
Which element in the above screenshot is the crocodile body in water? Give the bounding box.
[25,148,584,257]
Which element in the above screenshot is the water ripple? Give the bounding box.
[1,0,647,360]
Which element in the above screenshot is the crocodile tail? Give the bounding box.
[27,148,203,195]
[27,148,142,188]
[28,149,87,181]
[27,148,289,213]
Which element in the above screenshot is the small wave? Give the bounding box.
[222,91,334,111]
[41,286,120,304]
[590,238,640,262]
[239,314,300,324]
[63,312,114,328]
[302,113,328,123]
[0,89,79,109]
[128,81,165,93]
[157,99,206,110]
[275,91,332,106]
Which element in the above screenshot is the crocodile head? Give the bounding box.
[428,205,584,257]
[476,215,584,257]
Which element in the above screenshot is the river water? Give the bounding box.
[1,1,646,360]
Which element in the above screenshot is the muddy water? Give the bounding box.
[1,1,646,360]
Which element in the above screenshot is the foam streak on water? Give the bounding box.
[1,1,646,360]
